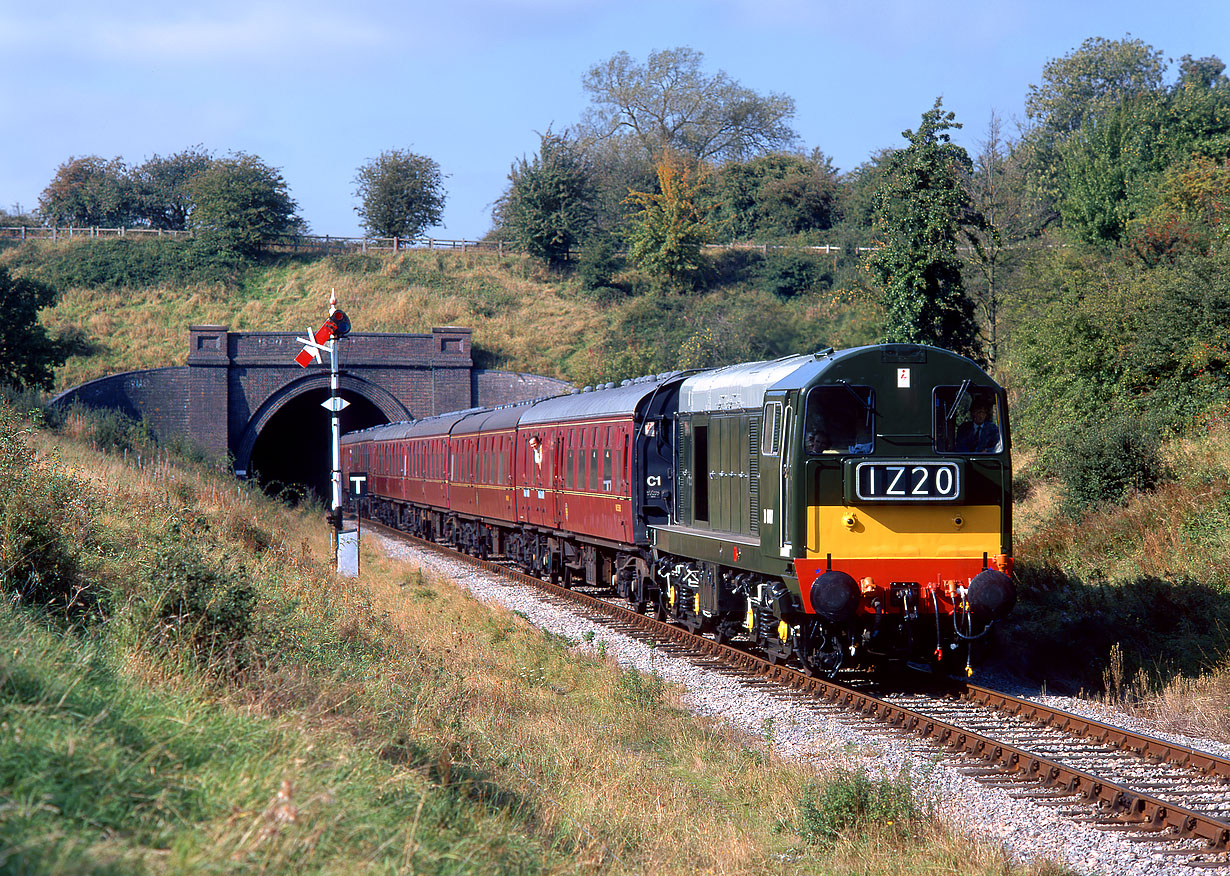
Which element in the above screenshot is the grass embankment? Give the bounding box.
[0,408,1066,874]
[0,239,875,393]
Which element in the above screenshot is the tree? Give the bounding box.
[582,47,797,163]
[625,152,711,290]
[188,154,301,258]
[713,150,838,240]
[1025,35,1165,139]
[1055,71,1230,246]
[353,150,446,238]
[1019,36,1168,227]
[134,148,215,231]
[38,156,137,227]
[494,130,596,266]
[867,99,981,359]
[965,111,1035,365]
[1177,54,1229,90]
[0,267,70,390]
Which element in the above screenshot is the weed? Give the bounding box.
[616,666,665,709]
[796,765,927,846]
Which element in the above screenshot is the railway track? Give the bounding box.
[367,520,1230,867]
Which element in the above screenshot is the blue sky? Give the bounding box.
[3,0,1228,240]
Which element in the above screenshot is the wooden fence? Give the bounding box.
[0,225,875,259]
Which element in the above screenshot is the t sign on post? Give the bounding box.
[339,473,366,578]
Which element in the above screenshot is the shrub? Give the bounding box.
[797,766,926,845]
[133,538,260,670]
[753,249,831,299]
[576,236,622,290]
[0,407,97,619]
[1051,415,1170,515]
[2,237,243,289]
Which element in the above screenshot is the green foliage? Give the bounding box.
[496,130,596,266]
[1057,83,1230,245]
[581,47,796,163]
[133,147,214,231]
[0,266,71,390]
[625,154,711,291]
[0,406,96,619]
[713,151,839,241]
[1026,35,1165,139]
[1129,157,1230,262]
[132,536,260,670]
[797,766,926,846]
[3,237,242,290]
[188,153,302,259]
[575,234,625,299]
[1050,415,1171,515]
[353,149,447,239]
[38,155,137,227]
[616,666,666,709]
[867,98,981,358]
[752,249,831,299]
[1007,243,1230,453]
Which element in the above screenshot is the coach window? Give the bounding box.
[934,385,1003,454]
[803,386,874,455]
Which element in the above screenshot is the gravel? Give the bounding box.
[374,534,1226,875]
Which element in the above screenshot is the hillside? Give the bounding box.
[1,240,879,395]
[7,237,1230,708]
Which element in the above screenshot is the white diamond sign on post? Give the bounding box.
[291,290,353,572]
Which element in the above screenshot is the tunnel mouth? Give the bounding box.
[248,388,387,504]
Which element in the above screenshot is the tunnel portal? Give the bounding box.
[248,388,388,503]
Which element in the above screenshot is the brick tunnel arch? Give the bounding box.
[236,374,409,501]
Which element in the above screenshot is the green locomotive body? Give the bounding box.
[649,344,1014,674]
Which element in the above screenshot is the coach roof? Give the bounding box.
[518,373,685,425]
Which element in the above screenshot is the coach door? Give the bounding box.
[759,392,792,558]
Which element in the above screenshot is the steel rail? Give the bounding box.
[956,683,1230,783]
[370,522,1230,852]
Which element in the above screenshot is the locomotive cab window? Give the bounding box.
[803,385,874,455]
[934,385,1003,454]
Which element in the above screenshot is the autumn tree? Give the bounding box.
[582,47,796,163]
[188,154,301,258]
[38,156,137,227]
[625,152,711,290]
[353,150,446,238]
[494,130,596,266]
[867,99,981,359]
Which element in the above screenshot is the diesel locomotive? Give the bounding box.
[342,344,1016,676]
